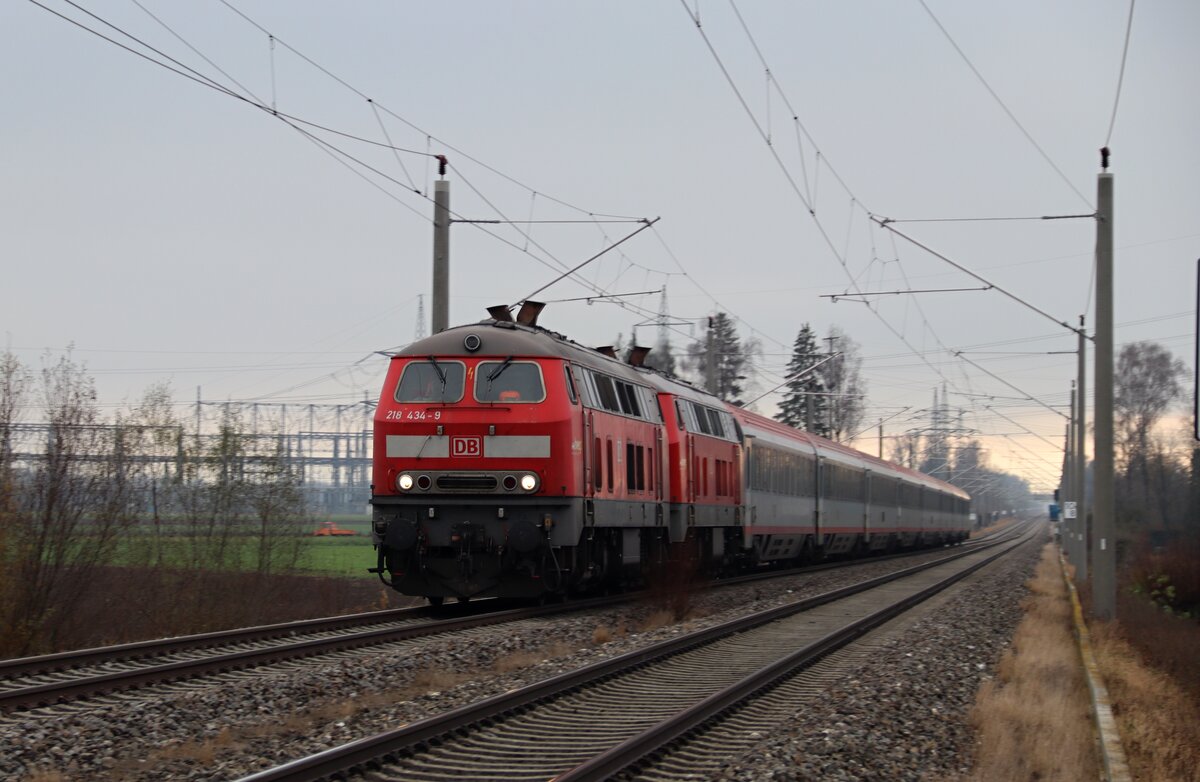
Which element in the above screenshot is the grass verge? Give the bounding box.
[1091,612,1200,781]
[965,543,1099,781]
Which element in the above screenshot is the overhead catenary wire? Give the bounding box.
[40,0,687,400]
[1105,0,1137,147]
[916,0,1093,210]
[871,217,1092,340]
[683,1,979,398]
[36,0,668,323]
[681,0,1029,432]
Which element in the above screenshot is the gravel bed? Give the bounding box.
[712,534,1043,781]
[1,541,1020,781]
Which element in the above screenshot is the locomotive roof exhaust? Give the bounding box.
[594,346,617,359]
[516,300,545,326]
[487,305,515,323]
[627,346,651,367]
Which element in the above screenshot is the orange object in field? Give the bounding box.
[312,521,357,537]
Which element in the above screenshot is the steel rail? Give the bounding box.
[0,597,618,712]
[1,523,1015,682]
[0,605,431,678]
[234,523,1032,782]
[2,524,1023,713]
[557,528,1034,780]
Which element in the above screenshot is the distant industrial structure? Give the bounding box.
[7,395,376,516]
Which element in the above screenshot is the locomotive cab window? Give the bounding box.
[395,360,466,403]
[474,361,546,403]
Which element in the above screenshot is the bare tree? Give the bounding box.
[817,326,866,442]
[1114,341,1187,529]
[0,357,314,654]
[0,353,142,655]
[1115,341,1185,470]
[890,431,922,469]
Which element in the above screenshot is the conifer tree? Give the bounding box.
[686,313,754,403]
[776,324,826,431]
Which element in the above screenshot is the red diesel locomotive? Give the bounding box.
[370,303,971,604]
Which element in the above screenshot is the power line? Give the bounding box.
[916,0,1093,209]
[1105,0,1137,146]
[872,217,1090,340]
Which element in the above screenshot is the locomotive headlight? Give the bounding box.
[397,474,414,491]
[520,473,539,492]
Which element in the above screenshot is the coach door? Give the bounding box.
[814,456,824,548]
[863,470,872,543]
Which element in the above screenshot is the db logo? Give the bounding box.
[451,436,483,458]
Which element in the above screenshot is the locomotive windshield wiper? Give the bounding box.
[484,355,514,402]
[427,355,447,400]
[486,355,514,383]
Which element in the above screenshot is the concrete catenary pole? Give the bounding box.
[1093,153,1115,619]
[705,316,717,395]
[1076,316,1088,581]
[432,157,450,334]
[1060,423,1070,558]
[1067,382,1078,570]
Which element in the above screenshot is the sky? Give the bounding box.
[3,0,1197,492]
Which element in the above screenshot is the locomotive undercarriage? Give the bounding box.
[370,496,745,602]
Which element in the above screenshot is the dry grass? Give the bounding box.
[22,770,68,782]
[965,544,1099,781]
[969,515,1016,539]
[491,641,576,673]
[156,727,239,765]
[637,609,677,633]
[1091,619,1200,782]
[591,621,629,645]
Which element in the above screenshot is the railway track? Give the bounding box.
[235,523,1034,781]
[0,524,1020,717]
[0,599,598,714]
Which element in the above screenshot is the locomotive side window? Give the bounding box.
[700,410,720,438]
[675,400,691,430]
[640,388,663,422]
[564,365,578,404]
[395,360,466,403]
[577,368,659,422]
[616,383,641,417]
[592,373,620,411]
[474,361,546,403]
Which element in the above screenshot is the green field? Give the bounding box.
[95,516,380,579]
[299,535,378,578]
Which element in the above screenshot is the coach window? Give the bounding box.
[395,360,465,403]
[475,361,546,403]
